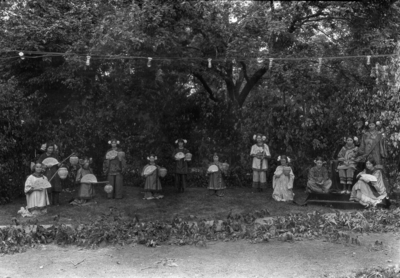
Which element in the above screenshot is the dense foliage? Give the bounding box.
[1,0,400,200]
[1,207,400,254]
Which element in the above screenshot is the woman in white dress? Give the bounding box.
[350,158,387,208]
[25,163,50,215]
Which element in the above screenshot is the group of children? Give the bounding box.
[25,130,386,217]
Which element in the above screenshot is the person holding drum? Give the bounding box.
[172,138,191,193]
[24,163,50,215]
[37,142,62,206]
[206,153,227,197]
[141,154,164,200]
[103,139,127,199]
[250,134,271,192]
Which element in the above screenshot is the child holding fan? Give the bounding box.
[206,153,227,197]
[272,155,295,202]
[142,154,164,200]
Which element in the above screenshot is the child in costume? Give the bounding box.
[307,156,332,194]
[272,155,294,202]
[70,157,95,205]
[103,138,126,199]
[206,153,227,197]
[142,154,164,200]
[250,134,271,191]
[172,138,190,193]
[24,163,50,215]
[337,136,358,194]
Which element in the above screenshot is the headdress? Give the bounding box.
[42,142,58,152]
[108,139,120,145]
[277,155,291,163]
[147,154,158,160]
[313,156,326,164]
[175,138,187,144]
[253,134,266,141]
[343,136,358,142]
[365,118,381,126]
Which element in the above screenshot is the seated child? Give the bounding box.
[306,156,332,194]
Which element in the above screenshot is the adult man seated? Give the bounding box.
[306,156,332,194]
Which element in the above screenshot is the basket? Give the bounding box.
[159,167,167,177]
[283,166,291,175]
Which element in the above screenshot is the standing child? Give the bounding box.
[24,163,50,215]
[250,134,271,192]
[172,139,190,193]
[37,142,62,205]
[70,157,95,206]
[103,138,127,199]
[337,136,358,194]
[206,153,227,197]
[272,155,295,202]
[142,154,164,200]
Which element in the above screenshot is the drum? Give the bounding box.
[104,184,113,193]
[159,167,167,177]
[58,167,68,179]
[185,153,192,161]
[69,156,79,165]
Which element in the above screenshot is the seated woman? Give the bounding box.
[272,155,294,202]
[306,156,332,194]
[337,136,358,194]
[349,159,387,208]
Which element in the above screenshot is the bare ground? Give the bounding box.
[1,232,399,278]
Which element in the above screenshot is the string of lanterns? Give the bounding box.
[0,49,398,72]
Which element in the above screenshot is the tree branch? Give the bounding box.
[192,72,218,102]
[237,67,268,107]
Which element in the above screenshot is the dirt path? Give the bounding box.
[1,232,399,278]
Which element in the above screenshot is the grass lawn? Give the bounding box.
[0,185,336,226]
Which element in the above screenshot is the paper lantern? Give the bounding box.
[185,153,192,161]
[104,184,113,193]
[159,167,167,177]
[117,151,125,160]
[221,163,229,171]
[69,156,79,165]
[58,167,68,179]
[208,165,219,173]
